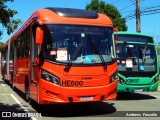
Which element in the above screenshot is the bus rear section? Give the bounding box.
[116,32,159,92]
[2,8,118,104]
[1,41,13,83]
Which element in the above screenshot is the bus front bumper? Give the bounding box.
[39,79,118,104]
[117,81,159,92]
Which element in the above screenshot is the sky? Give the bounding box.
[1,0,160,44]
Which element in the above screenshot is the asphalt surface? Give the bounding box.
[0,77,160,120]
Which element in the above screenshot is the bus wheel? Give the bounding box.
[11,79,15,90]
[25,81,30,102]
[11,74,15,90]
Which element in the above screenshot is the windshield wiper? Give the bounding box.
[142,42,148,64]
[88,34,107,71]
[64,42,83,72]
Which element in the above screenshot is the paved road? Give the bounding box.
[0,78,160,120]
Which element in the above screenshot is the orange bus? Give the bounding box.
[1,8,118,104]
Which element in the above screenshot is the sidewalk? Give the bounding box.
[158,79,160,91]
[0,74,4,83]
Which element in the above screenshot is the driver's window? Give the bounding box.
[32,25,40,60]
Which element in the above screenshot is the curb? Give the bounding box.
[158,87,160,92]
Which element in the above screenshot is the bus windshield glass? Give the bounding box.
[117,44,157,72]
[42,24,115,64]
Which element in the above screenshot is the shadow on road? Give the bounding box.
[31,101,116,117]
[117,92,156,100]
[1,80,117,117]
[2,79,117,117]
[0,103,30,120]
[0,79,5,84]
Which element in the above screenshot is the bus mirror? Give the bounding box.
[114,28,118,32]
[114,40,117,46]
[36,27,43,44]
[114,28,118,46]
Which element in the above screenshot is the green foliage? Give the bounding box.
[0,0,22,35]
[86,0,127,31]
[0,42,4,51]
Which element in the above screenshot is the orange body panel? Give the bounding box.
[1,8,118,104]
[38,61,118,104]
[39,79,117,104]
[14,58,30,92]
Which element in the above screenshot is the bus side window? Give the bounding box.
[10,42,14,61]
[25,28,30,57]
[21,32,25,58]
[17,37,21,59]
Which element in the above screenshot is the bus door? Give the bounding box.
[12,42,16,88]
[30,25,40,102]
[6,40,10,80]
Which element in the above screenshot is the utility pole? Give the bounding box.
[136,0,141,32]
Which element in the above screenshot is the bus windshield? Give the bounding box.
[42,24,115,64]
[117,43,157,72]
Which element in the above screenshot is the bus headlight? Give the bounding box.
[152,76,159,84]
[110,71,118,83]
[41,70,60,85]
[118,76,125,84]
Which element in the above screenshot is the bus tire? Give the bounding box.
[11,79,15,90]
[11,74,15,90]
[25,79,30,102]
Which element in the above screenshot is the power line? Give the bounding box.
[110,0,119,5]
[119,0,145,12]
[108,0,160,22]
[141,10,160,16]
[130,0,136,6]
[141,5,160,12]
[124,0,160,21]
[110,0,131,11]
[125,8,160,21]
[142,8,160,14]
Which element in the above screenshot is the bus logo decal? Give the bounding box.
[61,80,83,87]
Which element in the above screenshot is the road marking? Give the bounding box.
[10,94,37,120]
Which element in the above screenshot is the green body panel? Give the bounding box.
[117,81,159,92]
[116,31,159,92]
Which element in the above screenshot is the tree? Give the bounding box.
[0,0,21,36]
[86,0,127,31]
[0,42,4,51]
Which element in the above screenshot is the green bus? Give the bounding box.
[116,32,159,92]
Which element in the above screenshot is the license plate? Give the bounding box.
[134,89,143,92]
[80,96,93,101]
[126,79,139,84]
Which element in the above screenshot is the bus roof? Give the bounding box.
[10,7,113,41]
[116,31,153,38]
[116,31,154,43]
[46,7,99,19]
[37,7,113,26]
